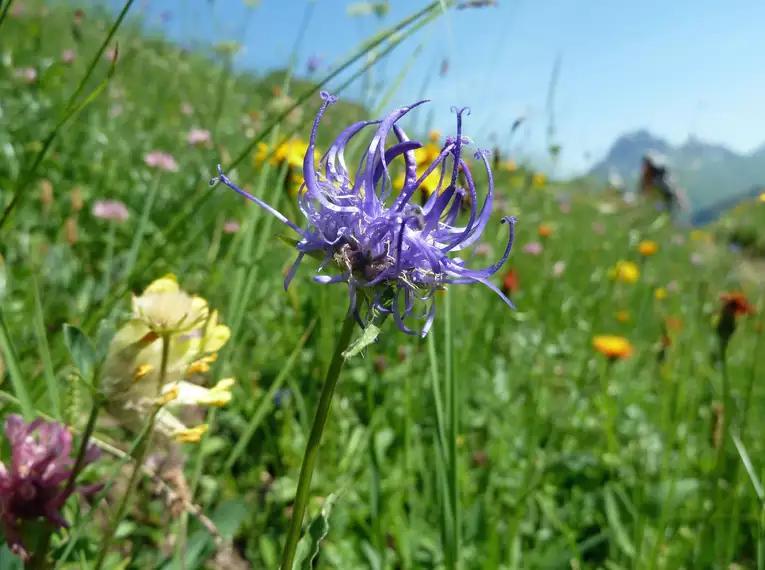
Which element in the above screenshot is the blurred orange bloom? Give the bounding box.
[593,335,633,360]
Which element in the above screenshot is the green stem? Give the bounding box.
[93,334,171,570]
[0,0,15,34]
[280,310,356,570]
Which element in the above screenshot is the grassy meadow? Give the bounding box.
[1,1,765,569]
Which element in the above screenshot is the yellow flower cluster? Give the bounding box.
[393,130,444,200]
[254,138,319,196]
[102,275,235,443]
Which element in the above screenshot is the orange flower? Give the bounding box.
[614,310,631,323]
[537,223,554,239]
[720,292,754,317]
[638,240,658,257]
[501,268,519,295]
[592,335,633,360]
[664,317,683,331]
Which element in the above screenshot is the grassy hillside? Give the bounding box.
[1,2,765,570]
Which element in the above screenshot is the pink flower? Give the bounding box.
[92,200,129,222]
[186,128,211,147]
[61,49,76,64]
[558,202,570,214]
[0,415,102,562]
[523,242,543,255]
[591,222,605,234]
[14,67,36,83]
[223,220,240,234]
[667,280,680,292]
[181,103,193,115]
[144,151,178,172]
[552,261,566,277]
[10,3,25,16]
[474,243,493,257]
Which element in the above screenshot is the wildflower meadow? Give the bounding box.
[1,1,764,569]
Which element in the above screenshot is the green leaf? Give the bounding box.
[275,234,325,262]
[0,261,6,302]
[0,307,34,420]
[62,324,97,381]
[94,319,117,363]
[342,323,381,359]
[604,485,636,559]
[292,493,340,570]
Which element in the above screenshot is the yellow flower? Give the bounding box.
[532,172,546,188]
[637,240,659,257]
[690,230,711,243]
[132,274,209,335]
[102,277,235,443]
[654,287,667,300]
[254,138,318,171]
[502,159,517,172]
[592,335,633,360]
[614,310,631,323]
[759,192,765,202]
[415,143,442,170]
[428,130,440,144]
[609,261,640,284]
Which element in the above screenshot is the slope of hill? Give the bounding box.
[589,131,765,218]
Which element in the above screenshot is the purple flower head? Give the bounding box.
[0,415,101,561]
[212,92,516,336]
[306,56,322,74]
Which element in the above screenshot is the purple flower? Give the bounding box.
[306,56,322,74]
[0,415,101,561]
[92,199,129,222]
[212,92,516,336]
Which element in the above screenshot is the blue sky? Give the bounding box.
[122,0,765,175]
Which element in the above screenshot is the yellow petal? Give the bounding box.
[174,424,208,443]
[158,386,179,405]
[143,274,179,295]
[203,324,231,353]
[133,363,154,383]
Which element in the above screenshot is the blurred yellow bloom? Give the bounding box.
[532,172,546,188]
[637,240,658,257]
[254,138,319,196]
[132,274,209,335]
[690,230,711,243]
[614,310,631,323]
[102,276,235,444]
[654,287,667,300]
[609,261,640,284]
[759,192,765,202]
[592,335,633,360]
[502,159,517,172]
[428,130,440,143]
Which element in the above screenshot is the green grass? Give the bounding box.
[1,2,765,569]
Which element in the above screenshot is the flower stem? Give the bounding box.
[93,334,171,570]
[280,309,356,570]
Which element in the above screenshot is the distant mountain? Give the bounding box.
[588,131,765,221]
